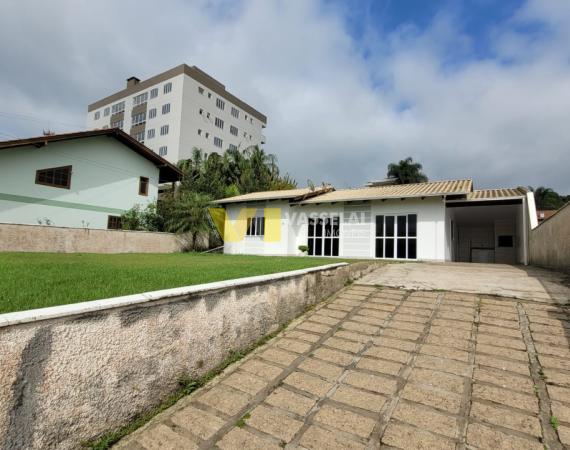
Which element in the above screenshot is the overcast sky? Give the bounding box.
[1,0,569,192]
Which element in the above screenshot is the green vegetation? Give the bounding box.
[236,412,251,428]
[551,415,559,430]
[0,252,350,314]
[387,157,428,184]
[529,186,569,210]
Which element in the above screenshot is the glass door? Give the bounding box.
[375,214,417,259]
[308,216,339,256]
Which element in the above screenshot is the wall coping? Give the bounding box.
[0,262,348,328]
[0,221,177,235]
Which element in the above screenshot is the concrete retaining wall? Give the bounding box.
[0,261,376,449]
[530,202,570,273]
[0,222,185,253]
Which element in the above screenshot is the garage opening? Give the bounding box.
[446,199,526,264]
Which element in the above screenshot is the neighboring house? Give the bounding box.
[0,129,181,230]
[537,209,557,222]
[213,180,537,264]
[86,64,267,163]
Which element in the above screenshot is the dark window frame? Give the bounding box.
[35,165,72,189]
[139,176,149,196]
[107,215,122,230]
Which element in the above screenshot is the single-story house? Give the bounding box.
[213,179,538,264]
[0,129,181,230]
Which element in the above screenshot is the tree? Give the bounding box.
[165,192,213,250]
[529,186,567,210]
[387,157,428,184]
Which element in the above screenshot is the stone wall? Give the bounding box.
[0,261,376,449]
[530,202,570,273]
[0,222,187,253]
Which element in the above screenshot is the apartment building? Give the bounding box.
[86,64,267,164]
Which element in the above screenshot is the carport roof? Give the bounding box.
[466,187,528,200]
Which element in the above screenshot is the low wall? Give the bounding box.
[0,222,186,253]
[530,202,570,273]
[0,261,377,449]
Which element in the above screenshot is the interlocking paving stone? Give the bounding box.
[116,286,570,450]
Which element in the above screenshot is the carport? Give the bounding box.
[445,188,532,264]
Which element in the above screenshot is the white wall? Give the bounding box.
[0,137,158,229]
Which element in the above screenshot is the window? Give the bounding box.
[245,114,248,120]
[230,125,238,136]
[150,88,158,99]
[308,216,340,256]
[159,146,167,156]
[35,165,72,189]
[231,107,239,118]
[147,128,155,139]
[215,117,224,129]
[132,92,148,106]
[160,125,169,135]
[250,118,253,124]
[139,176,149,196]
[216,98,225,110]
[375,214,417,259]
[246,216,265,236]
[94,111,100,120]
[214,136,223,148]
[162,103,170,114]
[104,107,110,117]
[206,112,210,118]
[243,131,247,137]
[134,131,145,142]
[197,129,202,136]
[107,216,122,230]
[199,108,204,115]
[205,132,210,138]
[229,144,237,151]
[207,92,212,98]
[163,82,172,94]
[498,235,514,247]
[198,86,204,94]
[111,101,125,114]
[111,119,124,129]
[148,108,157,119]
[131,112,146,126]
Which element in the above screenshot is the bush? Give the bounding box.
[121,203,164,231]
[298,245,308,254]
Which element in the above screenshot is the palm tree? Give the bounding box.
[387,157,428,184]
[529,186,564,210]
[165,192,212,250]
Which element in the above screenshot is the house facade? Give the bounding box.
[0,129,181,230]
[86,64,267,163]
[213,180,537,264]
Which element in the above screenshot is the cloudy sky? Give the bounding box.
[1,0,569,192]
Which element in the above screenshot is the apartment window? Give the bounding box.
[163,82,172,94]
[160,125,169,135]
[243,131,247,137]
[134,131,145,142]
[230,125,238,136]
[206,112,210,118]
[159,146,167,156]
[150,87,158,99]
[139,176,149,196]
[147,128,155,139]
[245,114,248,120]
[111,119,124,129]
[198,86,204,94]
[250,118,253,124]
[162,103,171,115]
[215,117,224,129]
[107,216,122,230]
[375,214,417,259]
[205,132,210,138]
[213,136,223,148]
[111,101,125,114]
[207,92,212,98]
[246,216,265,236]
[132,92,148,106]
[104,107,110,117]
[35,165,72,189]
[216,98,225,110]
[308,216,340,257]
[231,107,239,118]
[199,108,203,115]
[148,108,157,119]
[131,112,146,126]
[229,144,237,151]
[94,111,100,120]
[197,129,202,136]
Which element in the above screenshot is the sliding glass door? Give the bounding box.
[375,214,417,259]
[308,216,340,256]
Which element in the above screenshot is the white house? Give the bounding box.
[0,129,181,230]
[213,179,537,264]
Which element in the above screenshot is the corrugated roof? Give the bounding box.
[213,186,333,204]
[467,188,527,200]
[0,129,182,183]
[298,179,473,204]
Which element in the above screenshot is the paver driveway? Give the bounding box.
[117,282,570,449]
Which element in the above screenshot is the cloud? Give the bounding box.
[0,0,568,192]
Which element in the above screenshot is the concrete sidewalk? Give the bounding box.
[115,282,570,449]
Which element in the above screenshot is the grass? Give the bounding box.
[551,415,559,430]
[0,252,352,314]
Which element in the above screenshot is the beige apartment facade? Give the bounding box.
[87,64,267,164]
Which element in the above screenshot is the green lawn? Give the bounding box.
[0,252,351,314]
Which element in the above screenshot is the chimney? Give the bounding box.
[126,76,140,88]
